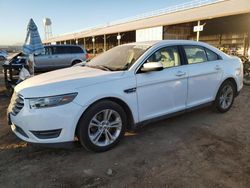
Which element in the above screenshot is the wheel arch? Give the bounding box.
[215,77,238,99]
[71,59,82,65]
[222,77,238,92]
[75,97,135,137]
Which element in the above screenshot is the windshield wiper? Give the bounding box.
[98,65,113,71]
[85,64,113,71]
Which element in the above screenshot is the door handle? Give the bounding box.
[215,65,221,71]
[175,71,186,77]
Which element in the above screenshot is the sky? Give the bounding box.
[0,0,186,45]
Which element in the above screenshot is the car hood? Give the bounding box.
[15,66,125,98]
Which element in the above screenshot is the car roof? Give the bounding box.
[126,40,211,47]
[126,40,229,59]
[45,44,82,48]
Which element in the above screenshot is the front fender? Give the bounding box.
[74,76,139,124]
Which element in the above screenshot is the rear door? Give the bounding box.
[182,45,223,107]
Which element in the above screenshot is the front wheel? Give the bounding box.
[77,100,127,152]
[214,80,236,113]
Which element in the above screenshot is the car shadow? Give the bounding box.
[0,105,216,156]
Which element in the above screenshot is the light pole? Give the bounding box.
[117,33,121,46]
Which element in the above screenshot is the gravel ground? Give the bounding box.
[0,71,249,188]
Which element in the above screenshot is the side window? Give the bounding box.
[205,48,220,61]
[55,46,64,54]
[147,46,181,68]
[71,46,83,53]
[55,46,70,54]
[45,47,52,55]
[63,46,71,54]
[183,46,207,64]
[51,47,57,55]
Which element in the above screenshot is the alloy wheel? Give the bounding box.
[219,84,234,110]
[88,109,122,147]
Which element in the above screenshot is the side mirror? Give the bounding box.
[141,62,163,72]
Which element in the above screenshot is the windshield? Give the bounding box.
[86,44,151,71]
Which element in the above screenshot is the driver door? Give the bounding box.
[136,46,188,122]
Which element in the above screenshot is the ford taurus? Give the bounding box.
[8,40,243,152]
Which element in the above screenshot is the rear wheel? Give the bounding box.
[77,100,127,152]
[214,80,236,113]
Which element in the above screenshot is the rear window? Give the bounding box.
[205,48,221,61]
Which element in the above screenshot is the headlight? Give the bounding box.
[29,93,77,109]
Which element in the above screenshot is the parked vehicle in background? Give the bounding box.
[8,40,243,152]
[2,45,88,93]
[2,52,29,93]
[0,50,8,61]
[34,45,89,71]
[240,55,250,85]
[2,45,88,72]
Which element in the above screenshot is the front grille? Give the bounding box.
[9,92,24,116]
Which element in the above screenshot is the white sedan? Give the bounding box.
[8,40,243,152]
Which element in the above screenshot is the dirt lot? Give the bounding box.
[0,69,249,187]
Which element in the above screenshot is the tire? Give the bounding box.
[71,60,82,66]
[214,80,236,113]
[77,100,127,152]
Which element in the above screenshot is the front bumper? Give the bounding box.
[8,98,86,144]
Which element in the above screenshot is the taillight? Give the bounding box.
[86,53,90,59]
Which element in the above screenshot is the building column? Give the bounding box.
[104,34,106,51]
[83,38,86,48]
